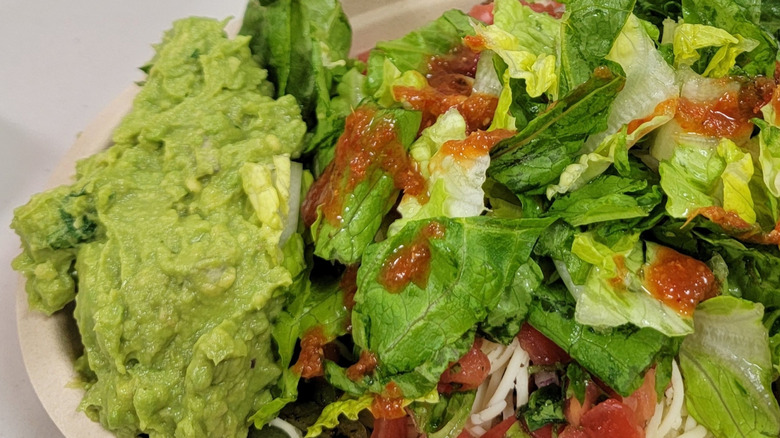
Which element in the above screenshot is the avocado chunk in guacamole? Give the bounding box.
[12,18,307,438]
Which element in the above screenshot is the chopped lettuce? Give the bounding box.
[309,108,421,264]
[755,117,780,201]
[390,109,488,235]
[681,0,779,76]
[303,394,374,438]
[366,10,474,96]
[410,391,476,438]
[545,174,663,226]
[679,296,780,438]
[351,216,553,397]
[660,138,757,224]
[570,233,696,336]
[586,14,679,150]
[673,22,760,77]
[547,13,679,197]
[559,0,636,94]
[488,66,625,196]
[528,283,679,397]
[240,0,357,154]
[471,0,560,98]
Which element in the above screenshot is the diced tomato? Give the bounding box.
[438,339,491,393]
[481,417,517,438]
[372,417,408,438]
[469,3,495,24]
[580,399,644,438]
[518,323,571,366]
[564,381,600,427]
[620,368,657,427]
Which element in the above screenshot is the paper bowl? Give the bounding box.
[15,0,477,436]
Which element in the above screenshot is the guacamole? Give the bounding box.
[12,18,307,437]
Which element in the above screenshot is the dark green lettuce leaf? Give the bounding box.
[409,391,476,438]
[545,174,663,226]
[528,282,679,396]
[350,216,554,397]
[310,108,421,264]
[522,384,566,431]
[682,0,779,76]
[535,220,591,285]
[634,0,684,30]
[241,0,361,154]
[488,66,625,196]
[250,272,349,427]
[559,0,637,93]
[480,259,542,344]
[366,10,474,95]
[763,1,780,40]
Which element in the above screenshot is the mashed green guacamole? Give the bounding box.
[12,18,307,437]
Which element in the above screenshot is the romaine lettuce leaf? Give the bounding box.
[679,296,780,438]
[351,216,554,397]
[570,233,695,336]
[410,391,476,438]
[547,13,679,197]
[480,259,542,344]
[389,109,472,235]
[240,0,356,154]
[528,282,679,397]
[309,108,422,264]
[303,394,373,438]
[681,0,779,76]
[488,66,625,196]
[755,118,780,200]
[559,0,636,94]
[586,14,678,150]
[660,138,757,224]
[471,0,560,98]
[249,273,349,428]
[545,174,663,226]
[673,22,760,77]
[366,10,474,96]
[765,307,780,376]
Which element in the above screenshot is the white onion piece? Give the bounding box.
[279,161,302,247]
[269,418,303,438]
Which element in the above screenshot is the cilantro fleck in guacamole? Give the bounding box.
[12,17,307,437]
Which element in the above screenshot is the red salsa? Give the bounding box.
[371,382,406,419]
[346,350,378,382]
[643,246,717,316]
[292,326,330,379]
[675,76,775,140]
[301,107,426,227]
[378,221,446,293]
[692,206,780,245]
[439,129,516,163]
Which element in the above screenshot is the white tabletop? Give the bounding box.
[0,1,475,436]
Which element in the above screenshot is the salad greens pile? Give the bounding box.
[239,0,780,437]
